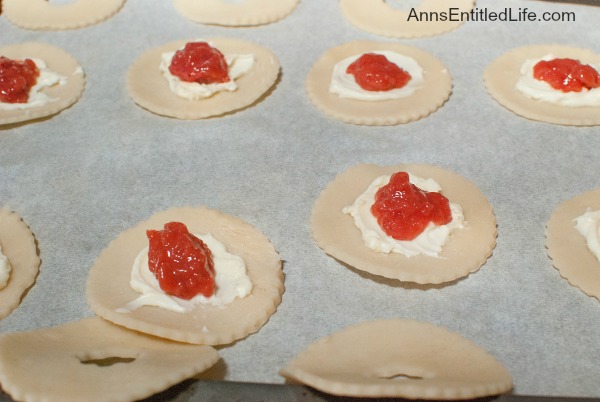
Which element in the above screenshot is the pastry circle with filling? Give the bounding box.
[0,208,40,320]
[546,188,600,300]
[484,44,600,126]
[0,42,85,126]
[172,0,300,27]
[86,206,284,345]
[2,0,125,30]
[127,38,280,119]
[306,41,451,126]
[311,164,496,284]
[340,0,475,38]
[280,319,513,399]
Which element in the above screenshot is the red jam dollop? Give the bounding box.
[370,172,452,241]
[346,53,411,92]
[0,56,40,104]
[146,221,215,300]
[533,58,600,93]
[168,42,230,84]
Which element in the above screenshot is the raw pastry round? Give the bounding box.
[0,208,40,320]
[0,317,219,402]
[172,0,300,27]
[127,38,280,119]
[340,0,475,38]
[306,41,451,126]
[546,188,600,300]
[311,164,496,284]
[484,44,600,126]
[87,206,284,345]
[2,0,125,30]
[280,319,513,399]
[0,42,86,126]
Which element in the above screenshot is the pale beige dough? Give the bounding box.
[0,42,85,126]
[484,45,600,126]
[0,317,219,402]
[311,164,496,284]
[280,319,513,399]
[340,0,475,38]
[87,206,284,345]
[127,38,280,120]
[173,0,300,26]
[0,208,40,320]
[306,41,452,126]
[3,0,125,30]
[546,188,600,300]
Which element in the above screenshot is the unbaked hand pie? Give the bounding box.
[0,43,85,126]
[127,38,280,119]
[306,41,451,125]
[172,0,300,26]
[484,44,600,126]
[280,319,513,399]
[2,0,125,30]
[87,206,284,345]
[311,164,496,284]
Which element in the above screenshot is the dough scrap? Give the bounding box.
[311,164,496,284]
[172,0,300,27]
[127,38,280,119]
[2,0,125,30]
[280,319,513,399]
[484,44,600,126]
[546,188,600,300]
[306,41,451,126]
[0,42,85,126]
[340,0,475,38]
[87,206,284,345]
[0,208,40,320]
[0,317,219,402]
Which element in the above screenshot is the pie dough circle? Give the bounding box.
[546,188,600,300]
[0,42,86,126]
[127,38,281,120]
[306,41,452,126]
[86,206,284,345]
[0,317,219,402]
[172,0,300,27]
[280,319,513,399]
[0,208,40,320]
[340,0,475,38]
[484,44,600,126]
[311,164,496,284]
[2,0,125,30]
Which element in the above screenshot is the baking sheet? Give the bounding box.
[1,0,600,399]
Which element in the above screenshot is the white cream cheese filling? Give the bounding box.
[0,244,11,289]
[343,173,465,257]
[160,42,254,100]
[575,209,600,263]
[516,53,600,107]
[118,233,252,313]
[0,58,67,111]
[329,51,424,101]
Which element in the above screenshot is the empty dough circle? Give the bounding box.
[546,188,600,300]
[0,42,86,126]
[311,164,496,284]
[484,44,600,126]
[280,319,513,399]
[0,208,40,320]
[173,0,300,26]
[87,206,284,345]
[306,41,451,126]
[127,38,281,120]
[2,0,125,30]
[0,317,219,402]
[340,0,475,38]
